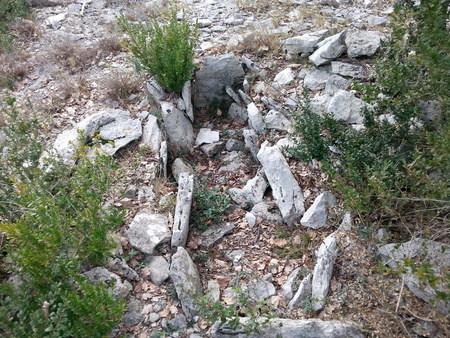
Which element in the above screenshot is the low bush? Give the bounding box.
[0,98,125,336]
[117,7,198,93]
[0,0,30,53]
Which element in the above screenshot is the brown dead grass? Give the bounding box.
[0,51,30,89]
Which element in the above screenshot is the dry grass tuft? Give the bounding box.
[11,19,41,41]
[0,51,30,89]
[97,34,125,55]
[46,39,97,73]
[101,69,142,103]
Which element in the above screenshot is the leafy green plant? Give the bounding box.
[0,0,30,53]
[117,7,198,93]
[196,287,275,335]
[0,98,125,336]
[192,178,231,231]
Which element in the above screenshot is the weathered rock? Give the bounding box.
[219,151,247,172]
[309,95,333,115]
[82,267,132,300]
[195,128,220,146]
[288,273,312,310]
[200,222,236,249]
[171,173,194,249]
[245,212,257,228]
[182,81,194,122]
[309,30,347,66]
[125,212,171,255]
[304,70,332,91]
[172,158,195,183]
[281,267,302,301]
[145,256,170,286]
[283,30,329,57]
[327,90,368,124]
[241,56,260,73]
[257,143,305,226]
[194,53,245,108]
[367,15,388,27]
[167,314,188,331]
[301,192,337,229]
[108,258,139,281]
[147,77,167,102]
[378,239,450,315]
[225,139,245,152]
[251,202,284,225]
[312,235,338,311]
[207,279,221,303]
[226,85,244,105]
[247,280,276,301]
[331,61,365,79]
[243,129,259,162]
[170,247,203,320]
[345,30,381,58]
[42,109,142,166]
[141,114,162,152]
[122,297,144,327]
[247,103,265,133]
[324,75,350,96]
[160,141,168,178]
[264,110,291,131]
[229,169,268,208]
[228,103,248,122]
[211,318,364,337]
[161,102,194,152]
[201,141,225,157]
[274,68,295,86]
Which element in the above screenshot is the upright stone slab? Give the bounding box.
[312,235,338,311]
[194,53,245,108]
[182,81,194,122]
[257,143,305,226]
[141,114,162,152]
[161,102,194,152]
[345,30,381,58]
[171,173,194,250]
[170,247,203,320]
[247,103,265,133]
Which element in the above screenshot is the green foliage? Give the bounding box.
[196,287,276,335]
[0,0,30,53]
[117,7,198,92]
[192,178,231,231]
[0,98,125,336]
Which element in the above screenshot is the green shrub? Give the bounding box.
[0,0,30,53]
[0,98,125,336]
[117,8,197,93]
[192,178,231,231]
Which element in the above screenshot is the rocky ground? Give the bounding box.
[1,0,449,337]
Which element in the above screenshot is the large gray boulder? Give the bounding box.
[171,173,194,250]
[42,109,142,166]
[125,212,171,255]
[309,31,347,66]
[312,235,338,311]
[194,53,245,108]
[170,247,203,320]
[211,318,364,337]
[161,101,194,152]
[257,143,305,226]
[378,239,450,315]
[327,90,368,124]
[345,30,382,58]
[304,69,332,91]
[331,61,366,79]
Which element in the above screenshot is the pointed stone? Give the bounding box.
[301,192,337,229]
[288,273,312,310]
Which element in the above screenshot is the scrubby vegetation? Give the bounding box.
[289,0,449,303]
[0,98,125,336]
[117,7,198,93]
